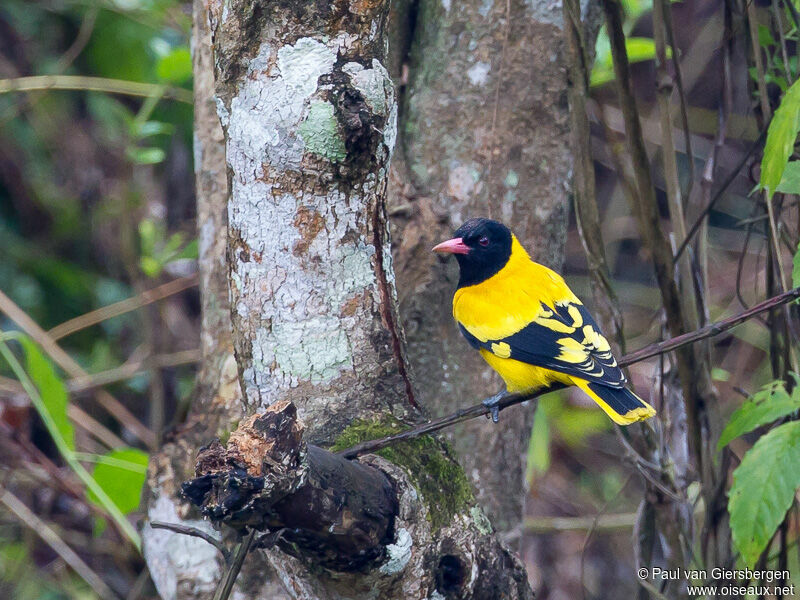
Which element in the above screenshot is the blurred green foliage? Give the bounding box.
[1,0,192,332]
[1,542,92,600]
[1,0,195,595]
[760,77,800,198]
[722,376,800,567]
[2,333,144,547]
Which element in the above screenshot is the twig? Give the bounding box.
[637,577,673,600]
[1,488,122,600]
[67,405,126,449]
[612,0,707,470]
[525,512,636,533]
[212,529,256,600]
[0,288,156,448]
[68,349,201,393]
[485,0,511,218]
[747,0,772,121]
[0,363,125,449]
[150,521,230,562]
[53,7,98,73]
[48,274,198,340]
[580,474,634,600]
[673,127,767,262]
[2,349,200,396]
[661,0,694,202]
[0,75,192,104]
[565,0,626,351]
[338,286,800,459]
[771,0,793,84]
[653,0,701,336]
[0,335,142,548]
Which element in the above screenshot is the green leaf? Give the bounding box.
[138,219,157,256]
[161,231,185,257]
[711,367,731,382]
[126,146,166,165]
[134,120,173,139]
[86,448,148,516]
[793,242,800,288]
[760,77,800,199]
[728,421,800,567]
[172,238,198,261]
[17,336,74,451]
[554,406,612,446]
[155,47,192,84]
[590,37,671,87]
[139,255,162,278]
[625,37,668,62]
[718,380,800,450]
[758,24,776,47]
[776,161,800,194]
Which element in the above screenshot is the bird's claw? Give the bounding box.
[482,392,506,423]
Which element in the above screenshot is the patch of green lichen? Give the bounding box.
[469,506,493,535]
[299,101,346,162]
[331,417,474,530]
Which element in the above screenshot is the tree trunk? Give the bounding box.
[141,2,287,598]
[143,1,536,598]
[388,0,580,533]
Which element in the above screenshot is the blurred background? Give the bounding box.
[0,0,797,598]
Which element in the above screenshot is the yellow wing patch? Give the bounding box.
[490,341,512,358]
[582,325,612,354]
[566,304,584,327]
[535,301,584,334]
[555,337,588,364]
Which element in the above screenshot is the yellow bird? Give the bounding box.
[433,218,655,424]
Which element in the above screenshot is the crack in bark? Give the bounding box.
[372,198,420,412]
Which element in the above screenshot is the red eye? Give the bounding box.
[479,236,489,247]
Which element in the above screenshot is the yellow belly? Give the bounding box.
[479,349,571,393]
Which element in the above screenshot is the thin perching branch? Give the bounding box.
[338,286,800,459]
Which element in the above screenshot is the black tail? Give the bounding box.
[571,378,656,425]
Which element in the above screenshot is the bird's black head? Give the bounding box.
[433,218,513,287]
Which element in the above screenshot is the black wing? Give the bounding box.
[458,301,626,388]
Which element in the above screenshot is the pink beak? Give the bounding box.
[432,237,470,255]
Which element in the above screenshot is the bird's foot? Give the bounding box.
[482,391,507,423]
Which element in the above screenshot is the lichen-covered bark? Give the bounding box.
[210,0,413,445]
[141,3,284,598]
[388,0,574,531]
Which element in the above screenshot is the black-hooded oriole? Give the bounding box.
[433,218,655,424]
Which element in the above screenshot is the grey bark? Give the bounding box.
[388,0,577,532]
[144,0,536,598]
[141,2,284,598]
